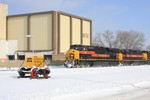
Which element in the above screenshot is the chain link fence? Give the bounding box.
[0,60,52,68]
[0,60,24,68]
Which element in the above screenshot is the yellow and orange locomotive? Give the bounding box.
[64,45,149,68]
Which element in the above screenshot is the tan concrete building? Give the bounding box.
[0,3,92,60]
[0,3,8,40]
[7,11,92,60]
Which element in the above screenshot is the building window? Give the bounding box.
[17,55,25,60]
[44,55,52,60]
[8,55,15,60]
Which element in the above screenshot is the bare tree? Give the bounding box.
[120,30,145,50]
[92,32,105,46]
[146,45,150,51]
[102,30,114,48]
[114,31,130,49]
[93,30,114,47]
[129,30,145,50]
[93,30,145,50]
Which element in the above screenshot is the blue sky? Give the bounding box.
[2,0,150,46]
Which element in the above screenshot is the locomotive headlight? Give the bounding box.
[69,53,74,60]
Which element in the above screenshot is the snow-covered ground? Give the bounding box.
[0,65,150,100]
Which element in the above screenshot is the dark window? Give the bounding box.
[70,45,82,51]
[8,55,15,60]
[82,46,87,51]
[44,55,52,60]
[87,46,94,51]
[18,55,25,60]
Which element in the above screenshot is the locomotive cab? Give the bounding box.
[64,45,95,68]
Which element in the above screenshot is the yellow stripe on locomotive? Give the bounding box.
[117,53,123,61]
[142,52,148,61]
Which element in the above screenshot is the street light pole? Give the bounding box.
[26,34,34,53]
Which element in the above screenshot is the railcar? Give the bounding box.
[120,49,147,65]
[64,45,148,68]
[64,45,121,68]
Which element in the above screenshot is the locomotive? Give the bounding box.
[64,45,150,68]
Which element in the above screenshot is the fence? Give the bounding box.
[0,60,52,68]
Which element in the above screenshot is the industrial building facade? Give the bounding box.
[0,3,7,40]
[1,3,92,60]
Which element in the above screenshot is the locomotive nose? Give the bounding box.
[69,53,74,60]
